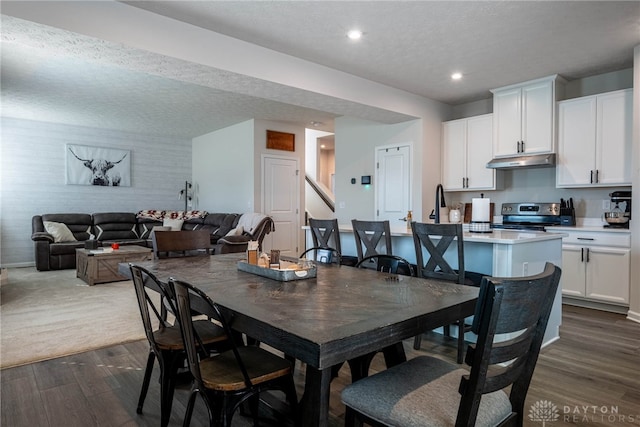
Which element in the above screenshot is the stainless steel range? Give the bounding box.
[493,202,564,231]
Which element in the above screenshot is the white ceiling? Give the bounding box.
[2,1,639,138]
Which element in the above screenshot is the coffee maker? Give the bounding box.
[606,191,631,229]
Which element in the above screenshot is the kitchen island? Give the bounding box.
[304,224,566,345]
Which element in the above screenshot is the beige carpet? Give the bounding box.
[0,267,146,369]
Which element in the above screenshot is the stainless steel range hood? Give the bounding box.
[486,153,556,170]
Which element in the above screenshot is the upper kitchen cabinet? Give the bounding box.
[442,114,496,191]
[556,88,632,188]
[491,75,566,157]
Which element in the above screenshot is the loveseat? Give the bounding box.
[31,210,274,271]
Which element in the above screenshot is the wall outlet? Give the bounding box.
[523,262,528,276]
[602,200,611,210]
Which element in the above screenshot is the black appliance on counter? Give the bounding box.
[492,202,567,231]
[605,191,631,229]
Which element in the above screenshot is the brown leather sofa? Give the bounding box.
[31,211,274,271]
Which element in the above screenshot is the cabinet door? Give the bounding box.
[493,88,521,157]
[521,80,554,154]
[586,247,630,304]
[442,119,466,191]
[465,115,494,190]
[556,96,597,187]
[596,89,632,186]
[561,245,587,297]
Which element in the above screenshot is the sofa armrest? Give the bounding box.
[32,232,54,243]
[217,235,251,254]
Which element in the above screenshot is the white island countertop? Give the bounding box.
[329,224,567,245]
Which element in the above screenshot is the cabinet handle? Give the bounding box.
[590,170,594,184]
[462,177,466,188]
[465,177,469,188]
[577,237,595,241]
[521,141,525,153]
[517,141,521,153]
[596,170,599,183]
[581,248,584,262]
[586,248,590,263]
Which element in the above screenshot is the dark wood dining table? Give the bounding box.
[119,253,479,427]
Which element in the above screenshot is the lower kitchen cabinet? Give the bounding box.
[561,230,630,307]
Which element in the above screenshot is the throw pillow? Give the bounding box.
[225,225,244,236]
[163,218,184,231]
[43,221,77,243]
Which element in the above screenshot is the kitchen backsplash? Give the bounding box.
[446,167,630,220]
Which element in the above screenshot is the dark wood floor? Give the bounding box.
[2,305,638,426]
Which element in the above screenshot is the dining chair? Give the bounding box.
[129,264,229,427]
[170,278,298,427]
[342,262,562,427]
[306,218,358,266]
[411,222,484,363]
[351,219,393,262]
[152,229,212,259]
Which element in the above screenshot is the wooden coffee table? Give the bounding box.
[76,245,152,286]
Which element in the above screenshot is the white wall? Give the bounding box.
[0,117,191,267]
[334,117,427,224]
[628,46,640,323]
[192,120,255,213]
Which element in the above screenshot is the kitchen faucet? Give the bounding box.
[435,184,446,224]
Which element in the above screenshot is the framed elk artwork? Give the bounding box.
[66,144,131,187]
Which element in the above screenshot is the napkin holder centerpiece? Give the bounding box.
[238,253,317,282]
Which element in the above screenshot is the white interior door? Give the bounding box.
[262,156,300,256]
[375,144,411,227]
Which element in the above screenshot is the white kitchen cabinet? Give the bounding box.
[556,89,632,188]
[561,230,630,306]
[442,114,495,191]
[491,75,565,157]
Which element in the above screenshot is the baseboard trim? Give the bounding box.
[626,310,640,324]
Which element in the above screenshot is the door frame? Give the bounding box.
[374,142,413,225]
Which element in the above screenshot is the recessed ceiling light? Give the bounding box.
[347,29,363,40]
[451,72,463,80]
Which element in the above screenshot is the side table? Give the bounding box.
[76,245,153,286]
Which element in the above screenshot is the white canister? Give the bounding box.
[449,209,461,224]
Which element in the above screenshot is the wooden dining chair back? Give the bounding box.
[411,222,484,362]
[152,229,212,259]
[170,278,298,427]
[308,218,342,253]
[355,254,415,277]
[342,262,562,427]
[411,221,466,283]
[129,264,227,427]
[351,219,392,261]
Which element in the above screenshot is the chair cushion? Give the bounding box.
[341,356,512,427]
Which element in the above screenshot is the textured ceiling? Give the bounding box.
[2,1,639,138]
